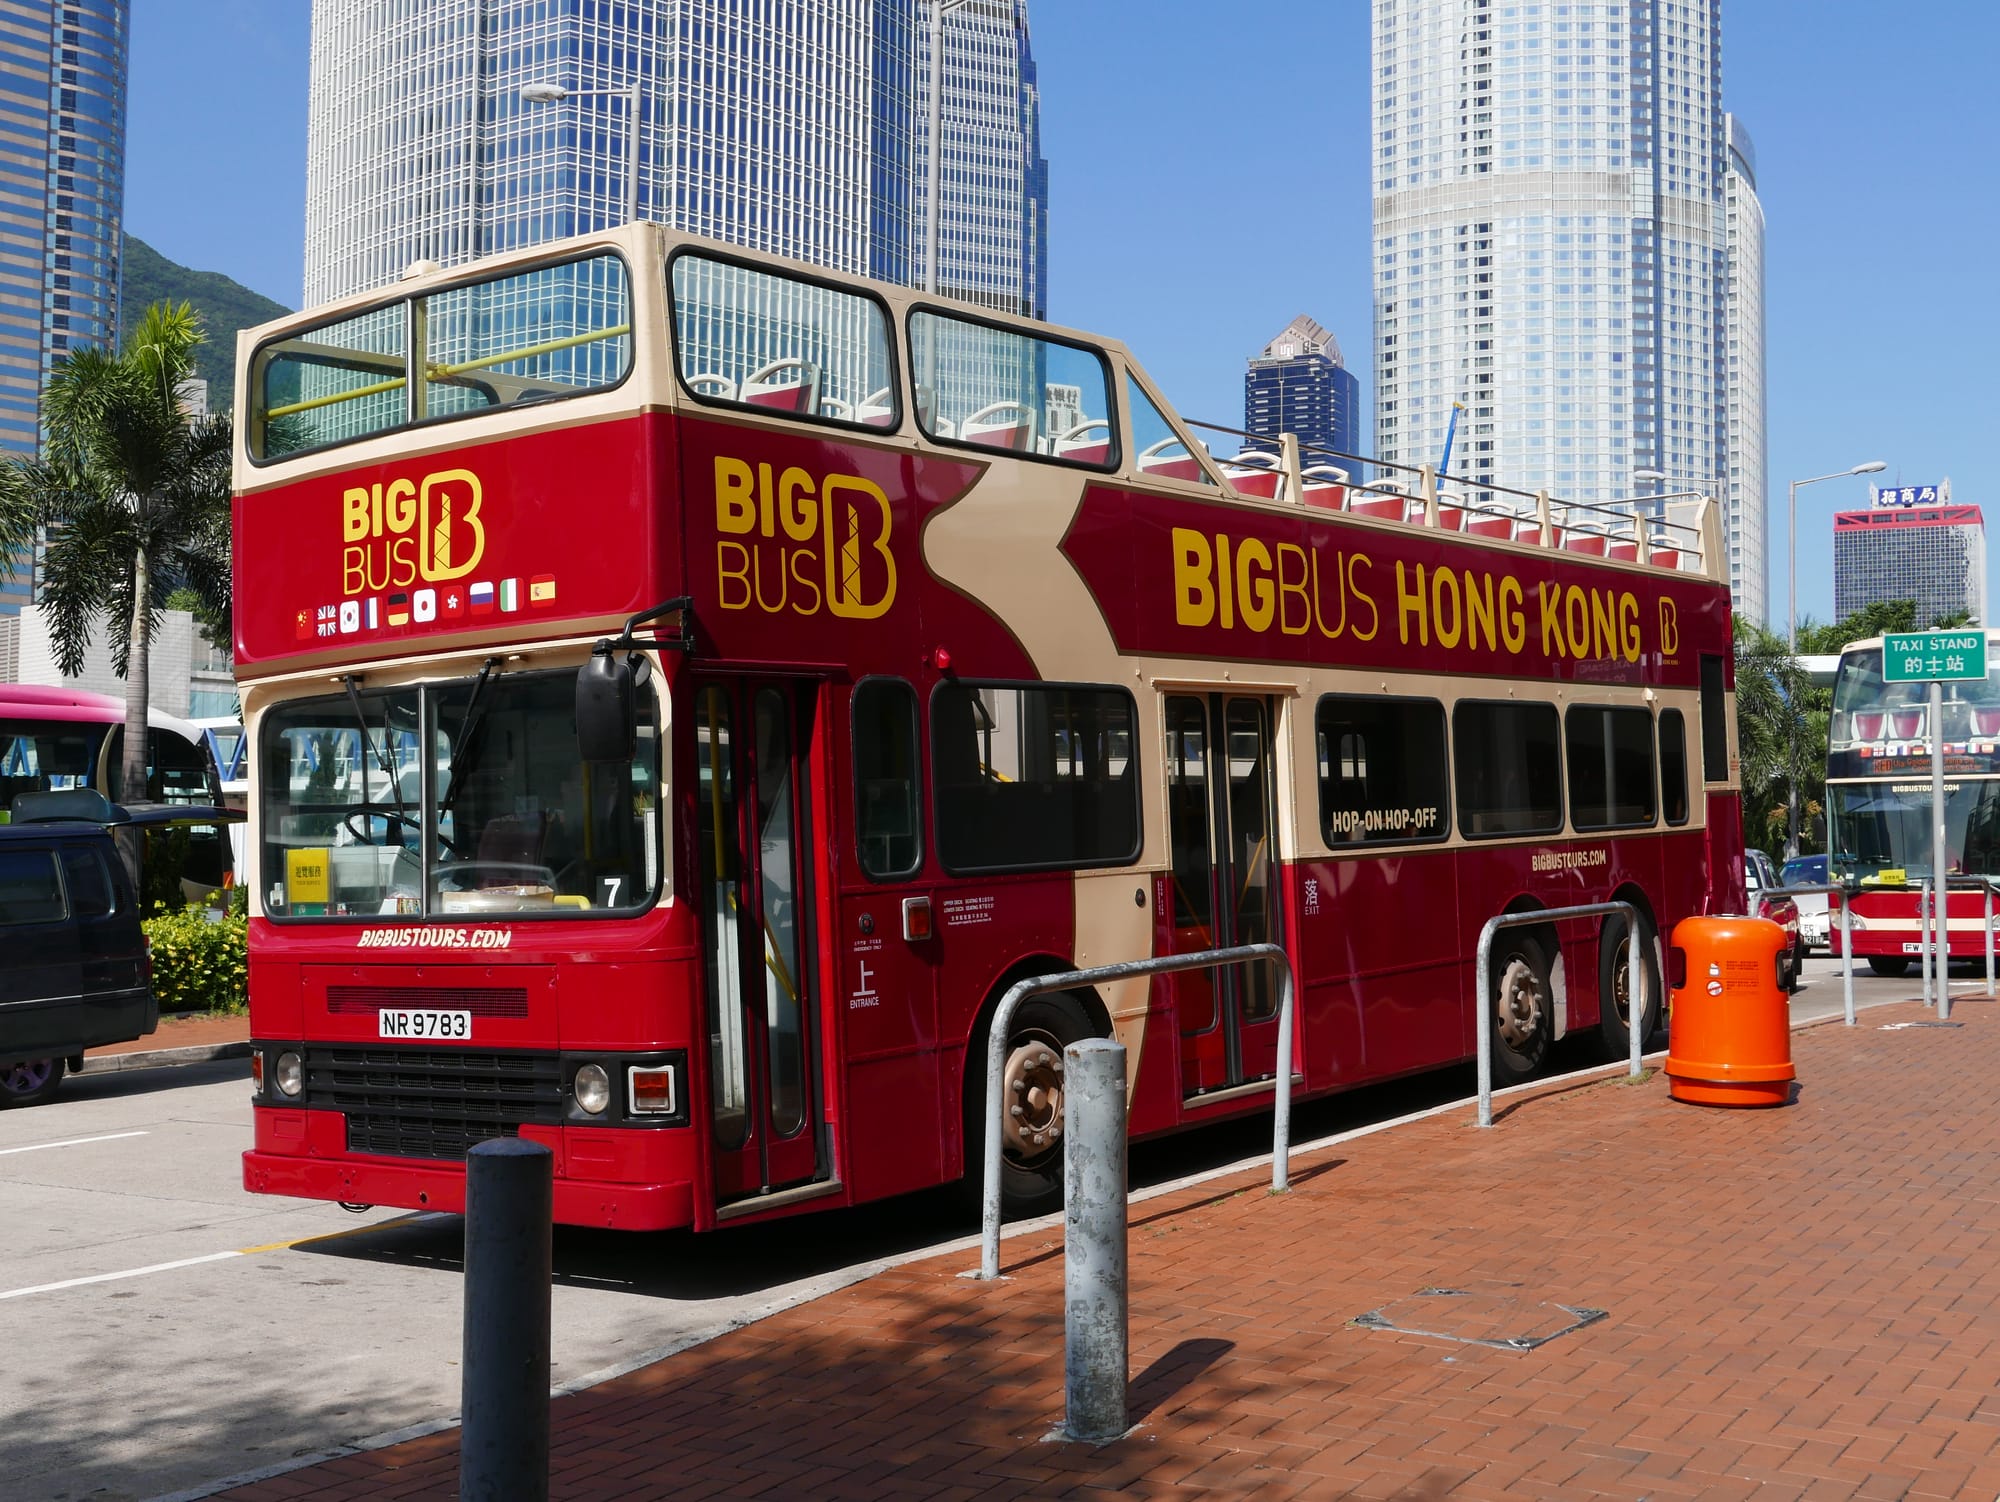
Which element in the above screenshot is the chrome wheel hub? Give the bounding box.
[1497,957,1544,1049]
[1002,1033,1065,1159]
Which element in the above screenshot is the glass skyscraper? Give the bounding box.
[0,0,128,615]
[1243,316,1360,464]
[304,0,1047,322]
[1370,0,1762,618]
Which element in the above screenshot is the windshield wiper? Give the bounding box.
[439,657,502,823]
[344,675,408,836]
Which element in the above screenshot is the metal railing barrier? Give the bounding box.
[1774,883,1857,1027]
[1936,876,2000,1020]
[1476,903,1641,1129]
[971,942,1296,1282]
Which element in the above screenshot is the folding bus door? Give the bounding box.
[1163,693,1284,1097]
[692,679,822,1202]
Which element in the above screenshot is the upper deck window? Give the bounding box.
[669,251,898,430]
[908,309,1118,469]
[252,252,632,461]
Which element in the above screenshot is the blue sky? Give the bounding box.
[128,1,1997,629]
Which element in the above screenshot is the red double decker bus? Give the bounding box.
[1826,631,2000,970]
[235,226,1743,1230]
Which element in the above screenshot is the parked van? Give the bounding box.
[1,804,154,1108]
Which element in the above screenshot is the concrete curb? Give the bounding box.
[78,1042,251,1075]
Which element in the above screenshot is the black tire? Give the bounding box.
[1598,911,1662,1058]
[1867,956,1911,978]
[1489,933,1553,1087]
[965,989,1095,1221]
[0,1057,64,1109]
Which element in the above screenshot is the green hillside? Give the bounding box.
[118,235,291,418]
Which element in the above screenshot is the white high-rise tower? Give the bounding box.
[1723,112,1767,624]
[1371,0,1752,603]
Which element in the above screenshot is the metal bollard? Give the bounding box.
[1920,880,1933,1013]
[1062,1038,1128,1444]
[1987,882,1995,999]
[1841,894,1856,1027]
[462,1138,553,1502]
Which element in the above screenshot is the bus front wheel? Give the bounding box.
[1867,956,1910,978]
[965,990,1094,1221]
[1489,934,1553,1087]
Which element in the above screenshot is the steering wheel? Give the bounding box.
[343,810,424,844]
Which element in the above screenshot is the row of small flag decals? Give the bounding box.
[298,576,556,639]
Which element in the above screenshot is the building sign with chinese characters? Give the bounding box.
[1882,630,1987,684]
[1872,481,1950,510]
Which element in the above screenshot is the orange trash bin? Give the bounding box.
[1664,915,1796,1107]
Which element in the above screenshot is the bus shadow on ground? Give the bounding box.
[287,1036,1615,1303]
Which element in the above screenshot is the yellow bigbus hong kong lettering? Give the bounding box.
[340,468,485,596]
[713,455,896,619]
[1171,523,1660,666]
[1171,526,1379,643]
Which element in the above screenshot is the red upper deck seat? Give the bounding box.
[741,357,821,413]
[960,399,1035,452]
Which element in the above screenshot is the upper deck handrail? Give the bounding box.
[263,322,633,421]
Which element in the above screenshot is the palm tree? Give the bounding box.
[0,302,232,881]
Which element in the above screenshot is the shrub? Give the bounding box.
[143,904,249,1015]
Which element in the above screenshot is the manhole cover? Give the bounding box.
[1879,1021,1963,1030]
[1353,1286,1606,1351]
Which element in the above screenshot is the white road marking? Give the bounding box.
[0,1212,442,1303]
[0,1251,241,1301]
[0,1130,148,1156]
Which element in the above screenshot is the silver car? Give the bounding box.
[1782,854,1831,951]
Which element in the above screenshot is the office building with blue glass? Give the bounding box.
[1243,315,1359,465]
[0,0,128,616]
[304,0,1047,324]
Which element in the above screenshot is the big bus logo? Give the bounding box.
[340,468,487,596]
[712,456,897,620]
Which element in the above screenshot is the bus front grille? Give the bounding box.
[306,1046,563,1162]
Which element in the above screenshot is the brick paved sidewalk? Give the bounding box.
[212,999,2000,1501]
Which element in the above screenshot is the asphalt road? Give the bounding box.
[0,956,1962,1502]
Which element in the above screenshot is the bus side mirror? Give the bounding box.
[577,643,639,762]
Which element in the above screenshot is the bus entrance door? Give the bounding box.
[1164,693,1284,1098]
[692,679,822,1203]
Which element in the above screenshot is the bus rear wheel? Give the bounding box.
[1867,956,1910,978]
[965,990,1094,1221]
[1489,934,1553,1087]
[1598,912,1661,1059]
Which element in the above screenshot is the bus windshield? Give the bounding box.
[0,719,102,809]
[1829,779,2000,882]
[1831,644,2000,751]
[258,668,661,920]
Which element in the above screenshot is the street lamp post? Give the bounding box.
[521,80,641,226]
[1784,460,1888,856]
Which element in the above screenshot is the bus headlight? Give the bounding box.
[573,1063,612,1116]
[275,1051,304,1098]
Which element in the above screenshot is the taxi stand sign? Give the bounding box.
[1880,630,1990,1016]
[1882,630,1986,684]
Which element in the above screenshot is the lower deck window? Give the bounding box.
[931,683,1139,873]
[1453,700,1563,837]
[1565,705,1657,830]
